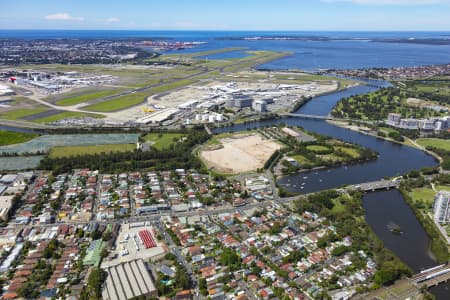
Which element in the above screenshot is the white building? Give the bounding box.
[386,113,449,132]
[399,118,419,130]
[253,100,267,112]
[433,191,450,223]
[386,113,401,126]
[419,119,436,131]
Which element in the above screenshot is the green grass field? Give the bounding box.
[144,133,185,150]
[83,92,147,112]
[150,79,196,94]
[0,130,39,146]
[417,138,450,152]
[49,143,135,158]
[33,112,105,123]
[291,154,310,164]
[335,146,360,158]
[379,127,400,135]
[55,90,123,106]
[0,108,48,120]
[410,185,450,208]
[306,145,330,152]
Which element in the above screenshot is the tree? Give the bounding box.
[219,247,242,271]
[175,264,192,290]
[199,278,207,296]
[82,267,108,300]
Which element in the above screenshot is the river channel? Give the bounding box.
[1,81,447,297]
[214,82,448,297]
[215,84,438,193]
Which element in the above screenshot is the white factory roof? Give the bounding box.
[102,259,157,300]
[135,108,179,124]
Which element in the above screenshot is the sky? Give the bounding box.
[1,0,450,31]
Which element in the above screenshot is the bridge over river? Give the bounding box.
[347,179,399,192]
[412,264,450,288]
[352,264,450,300]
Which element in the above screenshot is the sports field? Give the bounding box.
[49,143,135,158]
[417,138,450,152]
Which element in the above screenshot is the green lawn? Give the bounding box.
[49,143,135,158]
[417,138,450,152]
[410,187,436,207]
[379,127,400,134]
[33,112,105,123]
[55,90,123,106]
[83,92,147,112]
[291,154,310,164]
[144,133,185,150]
[0,130,39,146]
[150,79,196,94]
[0,108,48,120]
[331,196,350,214]
[335,146,360,158]
[409,185,450,208]
[306,145,330,152]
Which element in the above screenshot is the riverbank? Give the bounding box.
[400,187,450,264]
[327,119,445,164]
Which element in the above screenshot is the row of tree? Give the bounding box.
[38,130,210,174]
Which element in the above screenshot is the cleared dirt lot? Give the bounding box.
[200,133,282,174]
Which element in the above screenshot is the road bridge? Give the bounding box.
[412,264,450,288]
[347,179,399,192]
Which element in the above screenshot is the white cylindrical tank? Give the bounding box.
[185,118,191,125]
[195,114,201,121]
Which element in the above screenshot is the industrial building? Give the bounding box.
[252,100,267,112]
[135,108,179,124]
[232,94,253,108]
[178,100,198,110]
[82,239,105,267]
[102,259,158,300]
[102,222,166,267]
[433,191,450,223]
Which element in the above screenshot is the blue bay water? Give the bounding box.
[1,30,450,71]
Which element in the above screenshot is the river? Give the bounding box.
[213,82,448,297]
[1,80,447,296]
[215,84,438,193]
[362,190,450,299]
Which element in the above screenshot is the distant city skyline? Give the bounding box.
[1,0,450,31]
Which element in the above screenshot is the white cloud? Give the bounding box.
[104,17,120,23]
[322,0,450,4]
[44,13,84,21]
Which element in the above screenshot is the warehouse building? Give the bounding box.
[233,94,253,108]
[102,259,157,300]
